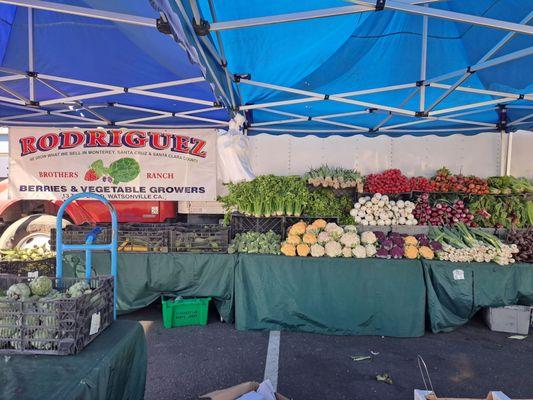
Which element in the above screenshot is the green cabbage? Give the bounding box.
[67,281,92,298]
[29,276,53,297]
[108,157,140,184]
[7,283,31,301]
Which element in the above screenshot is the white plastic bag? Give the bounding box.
[217,114,255,184]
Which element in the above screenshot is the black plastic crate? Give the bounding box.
[118,224,170,252]
[230,214,284,239]
[0,258,56,276]
[52,223,171,253]
[50,225,111,250]
[170,224,229,253]
[0,275,113,355]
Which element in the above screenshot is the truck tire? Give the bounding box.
[0,214,70,250]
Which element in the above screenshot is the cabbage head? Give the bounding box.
[7,283,31,301]
[108,158,140,184]
[29,276,53,297]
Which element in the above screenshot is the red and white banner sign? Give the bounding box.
[8,127,217,201]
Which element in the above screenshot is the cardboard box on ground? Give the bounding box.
[199,382,289,400]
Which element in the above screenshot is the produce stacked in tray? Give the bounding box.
[280,220,377,258]
[227,231,281,255]
[429,223,518,265]
[373,231,438,260]
[304,165,363,191]
[0,275,113,354]
[0,246,56,275]
[350,193,417,226]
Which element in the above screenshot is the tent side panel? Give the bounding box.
[247,131,521,178]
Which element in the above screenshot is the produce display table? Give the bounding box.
[235,255,426,337]
[0,320,147,400]
[63,252,237,322]
[422,260,533,333]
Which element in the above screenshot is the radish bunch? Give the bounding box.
[350,193,418,226]
[364,169,411,194]
[413,193,474,226]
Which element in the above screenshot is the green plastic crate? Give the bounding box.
[161,295,211,328]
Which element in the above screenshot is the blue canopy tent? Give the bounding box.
[149,0,533,137]
[0,0,230,128]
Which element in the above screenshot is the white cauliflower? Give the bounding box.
[360,231,377,245]
[317,231,331,244]
[310,244,325,257]
[364,244,377,257]
[342,246,352,258]
[352,245,367,258]
[344,225,358,233]
[339,232,360,248]
[324,223,344,240]
[324,241,342,257]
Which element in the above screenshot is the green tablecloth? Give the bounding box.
[235,255,426,337]
[64,253,236,322]
[0,320,147,400]
[422,260,533,333]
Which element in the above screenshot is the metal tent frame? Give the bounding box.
[160,0,533,175]
[0,0,231,129]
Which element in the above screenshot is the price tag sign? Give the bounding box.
[453,269,465,281]
[27,271,39,279]
[89,312,101,335]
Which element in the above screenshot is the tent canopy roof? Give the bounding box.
[0,0,229,128]
[153,0,533,137]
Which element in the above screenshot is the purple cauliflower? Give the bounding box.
[376,247,391,259]
[390,246,404,259]
[391,236,404,247]
[373,231,386,241]
[380,239,394,250]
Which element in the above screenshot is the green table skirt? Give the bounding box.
[63,253,237,322]
[235,255,426,337]
[422,260,533,333]
[0,320,147,400]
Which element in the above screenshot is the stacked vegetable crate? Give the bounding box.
[0,258,56,276]
[52,224,173,252]
[170,224,229,253]
[0,275,113,355]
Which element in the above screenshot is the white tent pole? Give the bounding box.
[240,78,416,116]
[252,118,308,127]
[429,97,517,116]
[335,83,416,97]
[509,112,533,126]
[372,88,420,130]
[207,1,446,32]
[0,94,26,105]
[505,131,513,176]
[259,107,368,130]
[425,73,470,113]
[0,82,28,103]
[0,75,25,82]
[133,78,205,90]
[314,110,370,119]
[207,0,237,108]
[39,90,123,106]
[430,83,533,100]
[28,7,35,102]
[240,83,418,111]
[428,46,533,84]
[112,103,220,116]
[127,89,215,106]
[36,77,111,124]
[49,111,103,123]
[424,12,533,113]
[117,112,227,125]
[173,0,232,106]
[351,0,533,35]
[0,0,155,27]
[38,73,118,90]
[419,11,428,111]
[0,111,48,121]
[479,11,533,63]
[248,126,489,134]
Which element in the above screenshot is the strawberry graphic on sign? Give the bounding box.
[83,158,141,184]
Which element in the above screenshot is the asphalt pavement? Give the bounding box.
[122,303,533,400]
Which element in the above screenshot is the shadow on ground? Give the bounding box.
[121,303,533,400]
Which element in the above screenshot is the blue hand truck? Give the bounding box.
[55,193,118,319]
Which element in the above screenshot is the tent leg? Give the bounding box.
[28,8,35,102]
[505,131,513,176]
